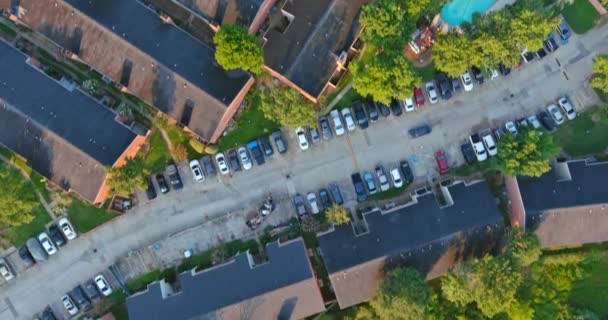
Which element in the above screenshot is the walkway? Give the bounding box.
[322,81,353,114]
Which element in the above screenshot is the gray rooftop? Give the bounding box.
[127,238,325,320]
[174,0,265,27]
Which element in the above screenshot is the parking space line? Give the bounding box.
[344,133,359,171]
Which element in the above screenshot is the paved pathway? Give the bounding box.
[323,81,353,113]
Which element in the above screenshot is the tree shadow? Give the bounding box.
[38,23,83,55]
[151,65,177,114]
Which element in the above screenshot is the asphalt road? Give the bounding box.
[1,24,607,320]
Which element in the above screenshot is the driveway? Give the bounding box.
[1,24,607,320]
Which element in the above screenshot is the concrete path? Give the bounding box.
[323,81,353,113]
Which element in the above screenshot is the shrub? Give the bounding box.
[189,139,204,153]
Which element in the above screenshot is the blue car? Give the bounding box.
[351,173,368,202]
[557,21,571,40]
[247,140,265,166]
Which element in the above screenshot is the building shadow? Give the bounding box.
[151,65,177,114]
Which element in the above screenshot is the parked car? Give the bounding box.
[308,126,320,144]
[366,102,379,123]
[505,121,518,135]
[482,133,498,156]
[237,147,253,170]
[544,36,559,52]
[94,274,113,296]
[521,50,535,63]
[557,96,576,120]
[259,135,274,156]
[215,152,230,175]
[307,192,320,214]
[295,127,309,151]
[557,20,571,40]
[390,99,403,116]
[26,237,47,263]
[536,47,547,59]
[518,118,529,128]
[329,183,344,205]
[48,224,66,248]
[166,164,183,190]
[547,103,565,125]
[402,98,415,112]
[71,286,91,310]
[82,280,101,304]
[18,246,35,267]
[353,101,369,129]
[341,108,356,132]
[390,168,404,188]
[201,155,217,177]
[329,110,345,136]
[425,81,439,104]
[155,174,169,193]
[58,220,75,242]
[461,71,474,92]
[351,173,368,202]
[319,116,333,140]
[248,140,266,166]
[408,124,432,138]
[271,130,288,154]
[38,232,57,255]
[414,86,426,106]
[189,159,205,182]
[40,308,58,320]
[375,166,390,192]
[145,176,157,200]
[451,76,462,93]
[498,62,511,76]
[399,160,414,184]
[528,115,542,130]
[377,102,391,117]
[293,194,307,216]
[363,171,377,195]
[61,294,79,316]
[471,66,484,84]
[538,111,556,131]
[435,150,449,175]
[461,143,477,164]
[318,188,332,208]
[470,134,487,162]
[227,149,242,172]
[493,127,506,141]
[436,73,452,100]
[0,258,14,281]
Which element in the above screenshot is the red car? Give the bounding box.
[414,87,425,107]
[435,150,449,174]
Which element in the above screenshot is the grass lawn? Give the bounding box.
[569,250,608,317]
[450,160,493,177]
[217,91,281,151]
[9,206,51,247]
[414,61,437,82]
[68,198,119,233]
[554,109,608,156]
[164,124,202,160]
[0,20,16,38]
[178,239,258,272]
[126,268,176,293]
[367,186,408,201]
[559,0,600,34]
[333,88,362,110]
[143,129,171,173]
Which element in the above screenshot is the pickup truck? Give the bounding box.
[247,140,265,166]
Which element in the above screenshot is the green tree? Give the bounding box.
[367,268,434,320]
[470,34,519,70]
[591,55,608,94]
[441,272,474,307]
[106,155,148,196]
[0,164,37,227]
[506,301,534,320]
[508,226,542,267]
[495,128,559,177]
[509,10,559,51]
[432,32,471,76]
[259,86,317,129]
[351,52,421,105]
[360,0,413,48]
[325,204,351,225]
[214,24,264,74]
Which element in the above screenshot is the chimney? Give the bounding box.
[159,13,173,24]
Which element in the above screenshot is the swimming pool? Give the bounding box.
[440,0,496,26]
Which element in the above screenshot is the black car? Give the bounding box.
[82,281,101,304]
[271,130,287,154]
[166,164,183,190]
[247,140,265,166]
[319,116,333,140]
[498,62,511,76]
[40,307,58,320]
[544,36,559,52]
[318,188,332,208]
[48,224,66,247]
[293,194,307,216]
[471,66,484,84]
[400,160,414,184]
[376,102,391,117]
[538,111,556,131]
[18,246,35,267]
[451,77,462,93]
[366,102,379,123]
[522,51,535,63]
[228,149,241,172]
[408,124,432,138]
[201,155,216,177]
[259,135,274,156]
[536,47,547,59]
[155,174,169,194]
[329,183,344,205]
[390,99,403,116]
[71,286,91,310]
[351,173,368,202]
[461,143,477,164]
[352,101,369,129]
[435,73,452,100]
[145,176,157,200]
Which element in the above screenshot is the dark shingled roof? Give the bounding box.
[127,238,325,320]
[174,0,265,27]
[0,41,136,201]
[263,0,370,98]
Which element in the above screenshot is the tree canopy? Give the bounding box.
[591,55,608,94]
[0,164,37,227]
[360,0,413,49]
[214,24,264,74]
[494,128,559,177]
[106,155,148,196]
[509,9,560,52]
[259,86,318,129]
[432,32,472,77]
[508,227,542,267]
[325,204,351,225]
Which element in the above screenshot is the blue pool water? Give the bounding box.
[440,0,496,26]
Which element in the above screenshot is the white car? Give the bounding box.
[403,98,415,112]
[469,134,488,162]
[375,166,390,192]
[189,160,205,182]
[0,259,14,281]
[482,134,498,156]
[38,232,57,255]
[329,110,345,136]
[237,147,252,170]
[557,96,576,120]
[58,217,77,240]
[295,127,309,151]
[62,295,79,316]
[306,192,320,214]
[341,108,356,132]
[461,71,474,92]
[547,104,565,125]
[390,168,404,188]
[94,274,113,296]
[425,81,438,104]
[505,121,518,135]
[215,152,230,175]
[527,115,542,130]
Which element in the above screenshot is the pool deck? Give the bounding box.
[487,0,516,13]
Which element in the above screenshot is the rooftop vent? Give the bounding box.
[554,161,572,182]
